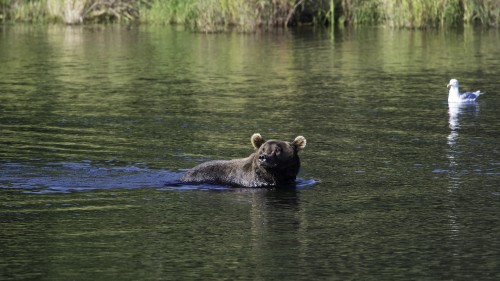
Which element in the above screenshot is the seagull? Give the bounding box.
[447,79,482,103]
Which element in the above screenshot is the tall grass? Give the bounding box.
[2,0,148,24]
[47,0,87,24]
[141,0,500,29]
[1,0,499,29]
[139,0,197,25]
[362,0,500,28]
[139,0,298,32]
[2,0,48,23]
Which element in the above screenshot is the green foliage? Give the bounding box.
[4,0,48,23]
[140,0,298,32]
[378,0,500,28]
[463,0,500,26]
[139,0,197,25]
[0,0,499,28]
[351,0,383,25]
[2,0,150,24]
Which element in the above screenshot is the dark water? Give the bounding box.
[1,25,500,280]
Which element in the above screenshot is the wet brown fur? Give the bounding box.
[180,133,306,187]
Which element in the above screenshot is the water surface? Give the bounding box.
[1,25,500,280]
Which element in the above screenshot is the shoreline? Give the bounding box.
[1,0,499,31]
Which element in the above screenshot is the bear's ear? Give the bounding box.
[251,133,266,149]
[292,136,306,151]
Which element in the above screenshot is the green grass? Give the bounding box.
[2,0,48,23]
[139,0,197,25]
[374,0,500,28]
[1,0,499,29]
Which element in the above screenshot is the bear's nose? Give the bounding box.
[259,154,267,162]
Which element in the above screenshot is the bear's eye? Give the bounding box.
[275,147,281,155]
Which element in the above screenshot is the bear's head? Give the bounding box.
[251,133,306,170]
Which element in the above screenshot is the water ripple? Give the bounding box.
[0,161,180,194]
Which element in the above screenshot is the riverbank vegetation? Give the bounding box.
[1,0,499,30]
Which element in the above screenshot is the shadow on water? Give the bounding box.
[0,161,316,194]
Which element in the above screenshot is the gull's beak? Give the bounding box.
[447,83,450,88]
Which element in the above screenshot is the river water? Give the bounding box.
[1,25,499,280]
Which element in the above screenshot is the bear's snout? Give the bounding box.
[258,153,278,168]
[259,154,268,162]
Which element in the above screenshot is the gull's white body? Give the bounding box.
[447,79,482,103]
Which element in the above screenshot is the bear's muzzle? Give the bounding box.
[258,154,278,168]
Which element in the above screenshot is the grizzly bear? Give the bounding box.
[180,133,306,187]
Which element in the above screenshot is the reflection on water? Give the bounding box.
[445,102,480,259]
[446,102,481,191]
[447,102,481,137]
